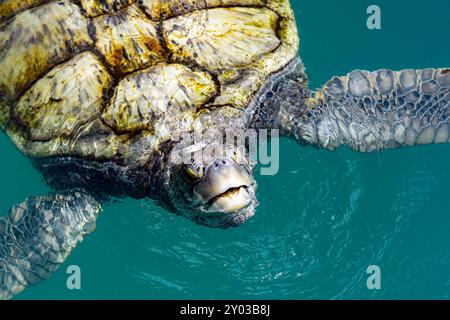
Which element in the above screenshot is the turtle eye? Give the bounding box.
[185,162,204,179]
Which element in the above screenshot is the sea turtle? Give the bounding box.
[0,0,448,299]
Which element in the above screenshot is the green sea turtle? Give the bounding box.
[0,0,448,299]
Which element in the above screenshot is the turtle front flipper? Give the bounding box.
[293,68,449,152]
[0,192,101,300]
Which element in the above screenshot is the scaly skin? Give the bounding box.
[248,58,450,152]
[0,192,100,300]
[303,69,449,151]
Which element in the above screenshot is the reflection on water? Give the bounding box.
[96,139,449,300]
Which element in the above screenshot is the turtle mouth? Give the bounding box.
[206,185,252,213]
[193,160,255,214]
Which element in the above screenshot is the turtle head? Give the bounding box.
[166,141,258,229]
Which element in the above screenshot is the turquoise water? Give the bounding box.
[1,0,449,299]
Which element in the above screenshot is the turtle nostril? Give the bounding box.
[212,159,231,169]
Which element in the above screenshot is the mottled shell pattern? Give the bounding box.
[0,0,299,163]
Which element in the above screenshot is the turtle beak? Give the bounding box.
[194,158,254,213]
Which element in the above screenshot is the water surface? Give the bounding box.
[1,0,449,299]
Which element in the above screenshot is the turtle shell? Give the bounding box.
[0,0,298,162]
